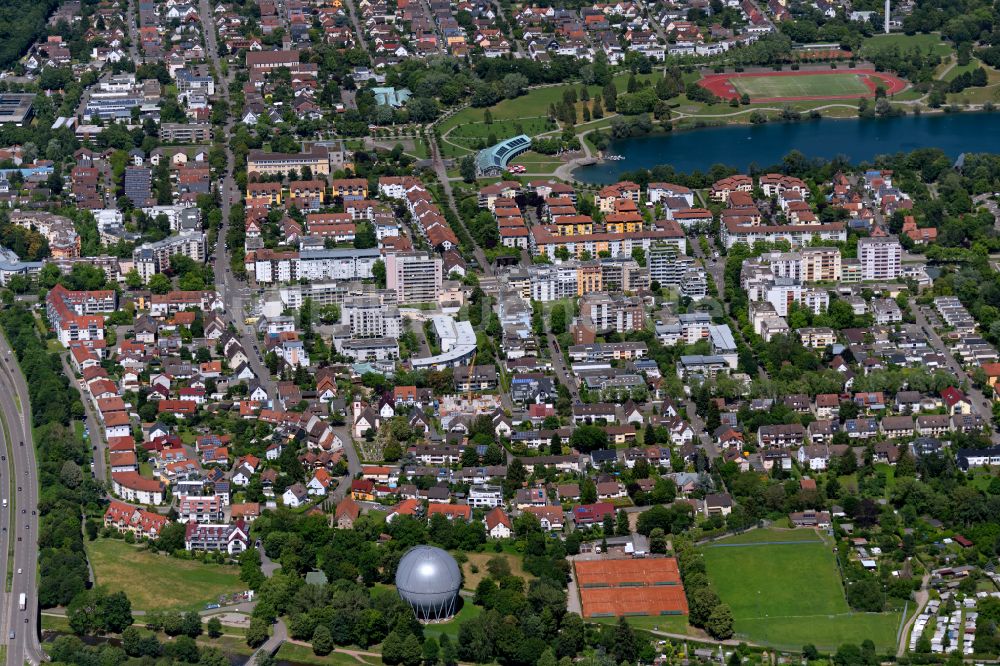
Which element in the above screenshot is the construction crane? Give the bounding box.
[466,348,477,404]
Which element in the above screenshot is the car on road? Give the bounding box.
[9,630,13,639]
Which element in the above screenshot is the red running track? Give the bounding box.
[697,68,908,103]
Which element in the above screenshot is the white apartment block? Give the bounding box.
[385,251,442,304]
[858,236,902,281]
[341,295,402,338]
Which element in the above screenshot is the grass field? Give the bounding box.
[275,643,380,666]
[460,552,530,591]
[862,33,953,57]
[704,529,901,652]
[86,539,245,612]
[732,74,870,99]
[422,598,483,641]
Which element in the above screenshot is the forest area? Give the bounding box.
[0,0,61,70]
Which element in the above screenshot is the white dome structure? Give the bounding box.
[395,545,462,621]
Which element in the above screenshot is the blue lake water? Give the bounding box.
[572,113,1000,183]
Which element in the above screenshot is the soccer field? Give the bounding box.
[703,529,901,651]
[731,73,870,100]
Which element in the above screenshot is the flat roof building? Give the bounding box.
[0,94,34,126]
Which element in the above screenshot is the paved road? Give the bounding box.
[913,305,1000,442]
[0,334,45,666]
[125,0,144,64]
[546,333,579,403]
[198,0,276,404]
[60,354,107,482]
[426,135,494,277]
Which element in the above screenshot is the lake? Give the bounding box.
[572,112,1000,183]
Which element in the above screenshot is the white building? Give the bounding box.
[385,251,442,304]
[858,236,902,281]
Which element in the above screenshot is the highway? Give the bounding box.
[0,333,44,666]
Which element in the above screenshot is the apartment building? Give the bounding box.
[132,231,206,282]
[385,251,443,304]
[159,123,212,143]
[579,292,645,334]
[800,247,842,282]
[858,236,902,281]
[247,146,331,177]
[124,166,152,207]
[341,295,402,338]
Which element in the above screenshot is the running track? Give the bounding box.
[698,69,908,103]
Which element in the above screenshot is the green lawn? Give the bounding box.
[862,33,953,57]
[437,72,658,144]
[275,643,379,666]
[86,539,246,612]
[422,598,483,641]
[590,613,692,635]
[732,73,870,100]
[704,529,901,652]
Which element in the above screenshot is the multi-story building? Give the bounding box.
[385,251,442,304]
[649,243,698,287]
[252,250,300,284]
[132,232,206,282]
[579,293,645,333]
[531,222,685,261]
[177,495,226,523]
[858,236,902,281]
[247,147,331,177]
[800,247,842,282]
[468,485,503,509]
[577,261,602,296]
[341,295,402,338]
[10,211,80,258]
[184,521,249,554]
[298,248,380,282]
[527,263,578,302]
[159,123,212,143]
[46,283,115,346]
[599,257,648,292]
[124,166,152,207]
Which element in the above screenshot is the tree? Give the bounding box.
[372,259,386,289]
[422,636,440,666]
[172,635,199,663]
[382,629,423,666]
[312,625,334,656]
[706,603,734,639]
[440,634,458,666]
[246,617,270,647]
[616,509,630,536]
[148,273,171,294]
[649,527,667,554]
[207,616,223,638]
[550,304,567,334]
[122,626,143,656]
[569,425,609,453]
[157,522,187,553]
[182,610,202,637]
[460,155,477,183]
[550,433,562,455]
[895,444,916,477]
[99,591,134,634]
[612,618,638,664]
[125,269,143,289]
[689,587,721,627]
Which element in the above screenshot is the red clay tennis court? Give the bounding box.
[575,558,689,618]
[698,69,908,103]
